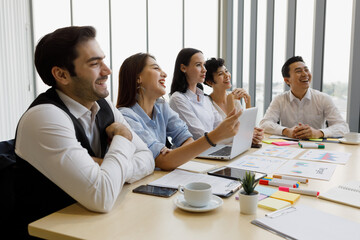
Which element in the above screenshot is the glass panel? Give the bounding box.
[185,0,218,95]
[111,0,147,102]
[272,0,287,99]
[32,0,71,95]
[255,0,267,120]
[295,0,315,74]
[323,0,353,120]
[148,0,182,99]
[242,0,251,94]
[232,0,238,89]
[72,0,111,97]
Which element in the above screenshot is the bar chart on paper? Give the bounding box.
[274,160,337,180]
[299,150,351,164]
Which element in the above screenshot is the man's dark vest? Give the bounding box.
[10,88,114,239]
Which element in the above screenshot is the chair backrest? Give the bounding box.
[0,139,15,171]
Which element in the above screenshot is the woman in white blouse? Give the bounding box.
[169,48,253,145]
[204,57,264,145]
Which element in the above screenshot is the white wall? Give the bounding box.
[0,0,34,141]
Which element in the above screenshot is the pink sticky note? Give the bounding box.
[272,141,298,146]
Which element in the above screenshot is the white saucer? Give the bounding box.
[174,195,223,212]
[339,138,360,145]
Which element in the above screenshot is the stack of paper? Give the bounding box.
[177,160,218,173]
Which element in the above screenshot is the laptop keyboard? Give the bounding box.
[209,146,232,156]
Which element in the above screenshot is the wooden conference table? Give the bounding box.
[29,140,360,240]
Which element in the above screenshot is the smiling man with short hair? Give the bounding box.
[260,56,349,139]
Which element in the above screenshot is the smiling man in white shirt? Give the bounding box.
[260,56,349,139]
[12,26,154,238]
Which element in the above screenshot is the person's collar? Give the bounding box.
[289,88,311,102]
[185,87,204,101]
[132,102,159,122]
[56,89,100,119]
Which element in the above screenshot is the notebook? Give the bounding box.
[319,180,360,208]
[252,204,360,240]
[197,107,257,160]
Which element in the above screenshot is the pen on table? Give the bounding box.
[273,174,308,184]
[279,186,319,197]
[259,179,298,188]
[262,177,300,188]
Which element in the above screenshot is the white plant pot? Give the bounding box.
[239,190,259,215]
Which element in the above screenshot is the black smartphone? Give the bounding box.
[208,167,267,181]
[251,143,262,148]
[132,185,177,198]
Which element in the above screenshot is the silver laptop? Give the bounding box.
[197,107,258,160]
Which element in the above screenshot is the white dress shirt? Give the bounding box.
[15,90,154,213]
[169,88,222,140]
[259,88,349,137]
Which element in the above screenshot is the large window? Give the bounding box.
[295,0,315,74]
[255,0,267,121]
[272,0,287,99]
[148,0,183,98]
[110,0,147,102]
[32,0,71,94]
[323,0,353,120]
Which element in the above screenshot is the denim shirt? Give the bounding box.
[119,99,192,158]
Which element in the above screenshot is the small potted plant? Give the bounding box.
[238,171,259,215]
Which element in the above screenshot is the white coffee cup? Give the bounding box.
[178,182,212,207]
[344,132,360,142]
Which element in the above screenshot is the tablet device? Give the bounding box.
[208,167,267,181]
[132,185,177,198]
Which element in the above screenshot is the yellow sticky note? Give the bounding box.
[309,138,322,142]
[270,191,300,204]
[258,197,291,211]
[262,139,286,144]
[327,138,340,142]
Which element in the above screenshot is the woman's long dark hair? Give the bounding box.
[116,53,155,108]
[170,48,202,95]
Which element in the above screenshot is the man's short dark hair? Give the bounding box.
[281,56,305,78]
[34,26,96,87]
[204,58,225,86]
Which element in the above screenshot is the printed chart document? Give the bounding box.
[274,160,336,180]
[149,169,240,197]
[227,155,286,174]
[319,180,360,208]
[177,160,218,173]
[252,204,360,240]
[299,149,351,164]
[252,146,304,159]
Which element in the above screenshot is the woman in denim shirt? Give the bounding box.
[117,53,241,170]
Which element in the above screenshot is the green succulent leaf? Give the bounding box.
[238,171,258,195]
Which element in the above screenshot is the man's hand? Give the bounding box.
[106,122,133,142]
[293,123,324,139]
[252,127,264,144]
[282,126,296,138]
